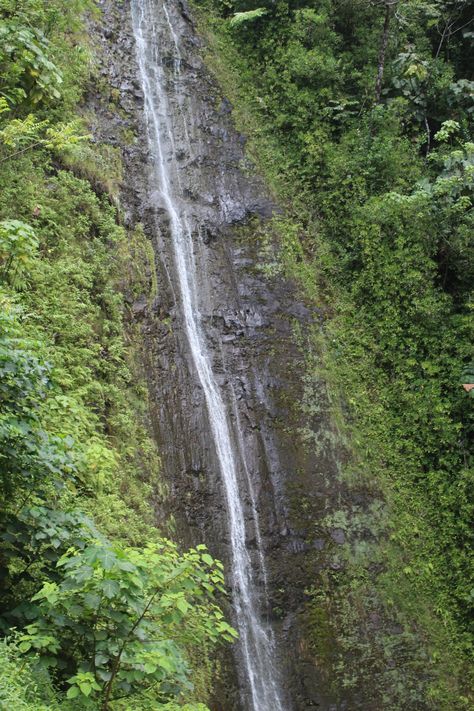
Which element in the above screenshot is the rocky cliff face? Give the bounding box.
[89,2,359,709]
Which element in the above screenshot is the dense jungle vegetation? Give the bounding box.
[0,1,235,709]
[0,0,473,709]
[193,0,474,707]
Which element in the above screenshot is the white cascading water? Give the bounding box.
[130,1,286,709]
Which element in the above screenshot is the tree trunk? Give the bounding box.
[374,2,395,104]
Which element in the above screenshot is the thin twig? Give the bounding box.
[0,141,45,165]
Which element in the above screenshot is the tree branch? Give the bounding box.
[0,140,45,165]
[101,586,160,711]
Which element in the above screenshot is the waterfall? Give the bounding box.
[130,1,287,709]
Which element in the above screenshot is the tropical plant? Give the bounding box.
[0,22,63,107]
[0,220,38,288]
[20,541,236,709]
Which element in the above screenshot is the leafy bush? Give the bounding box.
[21,541,235,708]
[0,637,60,710]
[0,22,63,106]
[0,220,38,288]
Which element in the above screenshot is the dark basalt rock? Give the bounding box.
[330,528,345,545]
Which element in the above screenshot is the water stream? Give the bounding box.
[130,1,287,708]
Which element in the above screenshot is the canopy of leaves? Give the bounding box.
[229,8,268,27]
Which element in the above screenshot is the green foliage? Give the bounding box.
[0,116,89,158]
[0,0,92,164]
[0,220,38,287]
[0,298,76,503]
[417,138,474,296]
[0,22,63,107]
[229,8,268,27]
[0,637,61,710]
[20,540,235,708]
[0,0,96,35]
